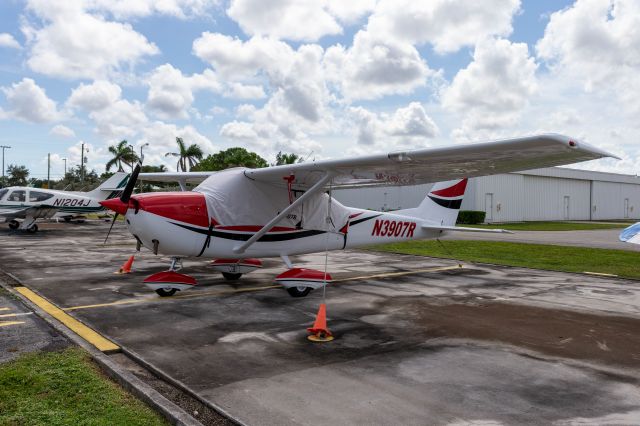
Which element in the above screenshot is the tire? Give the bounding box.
[63,217,71,222]
[27,224,38,233]
[286,286,312,298]
[222,272,242,280]
[155,288,177,297]
[8,220,19,230]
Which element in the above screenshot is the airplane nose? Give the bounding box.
[100,198,129,215]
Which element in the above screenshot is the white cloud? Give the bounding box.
[90,99,148,138]
[324,30,432,100]
[193,33,294,79]
[536,0,640,115]
[0,33,21,49]
[138,121,216,171]
[227,0,342,42]
[225,83,266,99]
[349,102,438,147]
[146,64,222,119]
[1,78,62,123]
[442,38,537,140]
[146,64,193,119]
[366,0,520,54]
[86,0,219,19]
[326,0,376,24]
[23,0,159,80]
[50,124,75,138]
[67,80,122,111]
[235,104,256,117]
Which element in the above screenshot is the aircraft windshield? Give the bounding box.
[7,190,26,202]
[29,191,54,202]
[0,188,7,200]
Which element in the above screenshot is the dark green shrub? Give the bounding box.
[457,210,486,224]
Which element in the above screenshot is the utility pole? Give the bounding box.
[62,158,67,177]
[0,145,10,185]
[80,142,85,184]
[47,153,51,189]
[129,144,135,172]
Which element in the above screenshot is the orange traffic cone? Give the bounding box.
[115,255,135,274]
[307,303,334,342]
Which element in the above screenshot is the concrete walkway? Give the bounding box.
[443,228,640,251]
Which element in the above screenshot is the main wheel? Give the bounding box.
[286,286,312,298]
[155,288,177,297]
[63,217,71,222]
[8,220,19,230]
[27,224,38,233]
[222,272,242,280]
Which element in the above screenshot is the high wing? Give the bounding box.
[245,134,615,190]
[138,172,213,185]
[137,134,615,189]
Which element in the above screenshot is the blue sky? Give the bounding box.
[0,0,637,181]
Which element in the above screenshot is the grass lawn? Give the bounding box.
[0,348,167,425]
[468,221,631,231]
[374,240,640,280]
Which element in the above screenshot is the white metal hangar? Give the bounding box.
[333,167,640,222]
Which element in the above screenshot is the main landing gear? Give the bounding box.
[141,258,331,298]
[7,220,38,233]
[274,268,333,298]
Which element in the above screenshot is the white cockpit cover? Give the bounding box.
[193,168,350,232]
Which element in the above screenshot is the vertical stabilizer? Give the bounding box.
[397,179,468,226]
[82,172,130,201]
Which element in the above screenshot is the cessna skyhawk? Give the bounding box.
[100,134,615,297]
[0,172,128,232]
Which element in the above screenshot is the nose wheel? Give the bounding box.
[143,258,196,297]
[155,287,177,297]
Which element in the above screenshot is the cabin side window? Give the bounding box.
[29,191,54,202]
[7,190,26,202]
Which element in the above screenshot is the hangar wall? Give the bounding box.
[333,167,640,222]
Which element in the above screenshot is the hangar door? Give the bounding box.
[523,175,590,221]
[484,193,493,221]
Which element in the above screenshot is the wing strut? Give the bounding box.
[233,172,334,254]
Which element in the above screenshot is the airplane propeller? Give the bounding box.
[103,163,141,244]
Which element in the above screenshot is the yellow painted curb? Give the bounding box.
[15,287,120,354]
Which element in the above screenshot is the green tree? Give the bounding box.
[7,164,29,186]
[140,164,168,192]
[274,151,303,166]
[165,137,203,171]
[106,140,139,172]
[193,147,268,171]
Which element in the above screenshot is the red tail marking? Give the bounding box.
[430,179,468,198]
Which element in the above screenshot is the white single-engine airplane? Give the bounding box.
[0,172,129,232]
[100,134,614,297]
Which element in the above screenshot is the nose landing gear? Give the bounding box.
[143,257,196,297]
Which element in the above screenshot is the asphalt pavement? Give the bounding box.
[1,220,640,425]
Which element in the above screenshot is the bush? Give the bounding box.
[457,210,486,224]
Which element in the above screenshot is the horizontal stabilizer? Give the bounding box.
[421,224,513,234]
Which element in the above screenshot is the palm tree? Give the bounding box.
[106,140,139,172]
[165,137,204,171]
[274,151,303,165]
